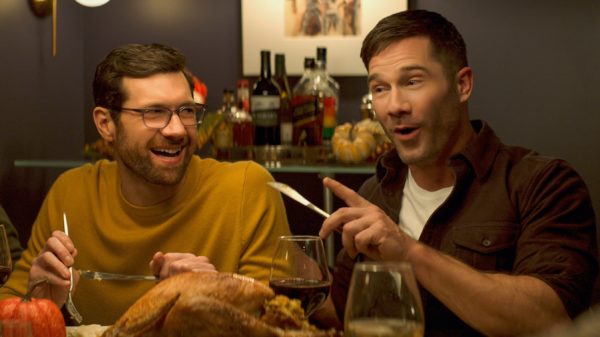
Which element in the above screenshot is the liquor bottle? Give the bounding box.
[251,50,281,145]
[237,79,250,115]
[291,57,322,146]
[274,53,293,145]
[231,79,253,147]
[211,89,234,159]
[316,47,339,141]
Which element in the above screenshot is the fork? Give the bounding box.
[63,213,83,324]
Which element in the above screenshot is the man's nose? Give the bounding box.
[160,113,187,136]
[388,88,411,115]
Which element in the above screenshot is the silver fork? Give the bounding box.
[63,213,83,324]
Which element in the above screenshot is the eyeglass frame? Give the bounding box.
[108,103,206,129]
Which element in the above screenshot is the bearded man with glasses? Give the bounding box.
[0,43,292,325]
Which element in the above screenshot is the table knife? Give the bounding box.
[267,181,330,218]
[78,270,158,281]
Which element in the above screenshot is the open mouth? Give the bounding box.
[396,126,418,135]
[151,147,182,157]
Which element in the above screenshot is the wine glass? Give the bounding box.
[0,320,33,337]
[0,224,12,285]
[345,261,425,337]
[269,235,331,317]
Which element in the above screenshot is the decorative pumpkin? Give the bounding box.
[332,122,376,164]
[354,118,393,159]
[0,279,66,337]
[354,118,389,145]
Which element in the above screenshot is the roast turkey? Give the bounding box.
[101,272,340,337]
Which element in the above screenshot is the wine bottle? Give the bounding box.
[274,53,293,146]
[251,50,281,145]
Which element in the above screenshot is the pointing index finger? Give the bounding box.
[323,177,369,208]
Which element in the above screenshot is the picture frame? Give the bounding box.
[241,0,408,76]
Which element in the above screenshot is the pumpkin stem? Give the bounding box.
[349,124,356,141]
[23,277,50,302]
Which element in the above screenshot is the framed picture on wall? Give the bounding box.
[241,0,408,76]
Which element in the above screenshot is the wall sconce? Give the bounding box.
[74,0,110,7]
[29,0,110,56]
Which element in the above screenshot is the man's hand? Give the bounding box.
[149,252,216,279]
[319,177,416,261]
[29,230,78,306]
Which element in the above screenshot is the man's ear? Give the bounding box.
[455,66,473,103]
[93,107,116,142]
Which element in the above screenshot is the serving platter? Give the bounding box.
[66,325,108,337]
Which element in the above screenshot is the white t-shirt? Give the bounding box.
[399,170,453,239]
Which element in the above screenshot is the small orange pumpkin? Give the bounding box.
[332,122,376,164]
[0,279,66,337]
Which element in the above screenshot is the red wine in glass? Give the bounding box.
[269,278,331,316]
[269,235,331,317]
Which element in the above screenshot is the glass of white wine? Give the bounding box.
[345,261,424,337]
[0,224,12,285]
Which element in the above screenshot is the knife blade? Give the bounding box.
[267,181,330,218]
[267,181,344,234]
[78,270,158,281]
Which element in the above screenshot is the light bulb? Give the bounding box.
[74,0,110,7]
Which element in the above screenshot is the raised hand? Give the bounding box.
[29,230,78,306]
[319,177,415,261]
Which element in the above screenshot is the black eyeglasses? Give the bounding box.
[111,103,206,129]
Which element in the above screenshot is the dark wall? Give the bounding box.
[0,0,86,242]
[1,0,598,299]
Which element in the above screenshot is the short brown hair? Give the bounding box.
[93,43,193,116]
[361,10,468,78]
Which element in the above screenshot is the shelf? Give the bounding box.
[14,159,374,174]
[14,160,86,169]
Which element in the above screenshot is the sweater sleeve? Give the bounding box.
[236,162,292,284]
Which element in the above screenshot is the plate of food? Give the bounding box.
[66,324,109,337]
[99,271,341,337]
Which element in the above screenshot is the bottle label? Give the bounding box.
[292,95,322,146]
[251,95,280,127]
[213,124,233,149]
[323,96,336,127]
[323,96,336,140]
[280,122,293,145]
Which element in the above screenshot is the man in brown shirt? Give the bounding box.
[319,10,598,337]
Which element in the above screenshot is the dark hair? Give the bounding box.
[361,10,468,78]
[93,43,193,118]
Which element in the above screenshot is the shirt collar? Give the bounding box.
[451,120,501,181]
[376,120,502,188]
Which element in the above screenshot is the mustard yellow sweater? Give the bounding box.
[0,156,291,325]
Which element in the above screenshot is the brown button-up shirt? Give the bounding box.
[331,120,598,337]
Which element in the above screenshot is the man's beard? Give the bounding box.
[114,131,193,186]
